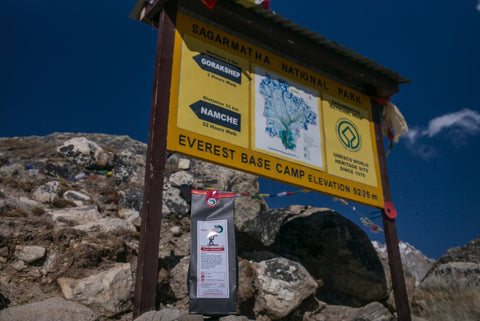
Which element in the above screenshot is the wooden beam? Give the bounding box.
[133,2,177,318]
[372,101,412,321]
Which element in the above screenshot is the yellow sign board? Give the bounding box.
[167,12,384,208]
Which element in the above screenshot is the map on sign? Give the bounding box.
[253,67,324,169]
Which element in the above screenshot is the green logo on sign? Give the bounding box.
[336,119,361,152]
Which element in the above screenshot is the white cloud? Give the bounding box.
[403,108,480,159]
[477,1,480,12]
[422,108,480,138]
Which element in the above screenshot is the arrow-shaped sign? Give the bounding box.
[190,100,241,132]
[193,54,242,84]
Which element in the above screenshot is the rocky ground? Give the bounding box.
[0,133,479,321]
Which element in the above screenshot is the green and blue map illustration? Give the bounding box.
[254,67,324,169]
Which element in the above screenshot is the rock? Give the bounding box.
[15,245,46,263]
[178,158,191,169]
[169,171,194,187]
[308,301,395,321]
[11,260,27,271]
[246,205,305,247]
[270,207,387,306]
[47,205,102,227]
[349,302,395,321]
[0,163,24,177]
[170,256,190,300]
[412,237,480,321]
[0,246,8,257]
[57,263,133,317]
[0,297,98,321]
[133,308,182,321]
[431,236,480,266]
[32,181,61,203]
[2,133,466,321]
[162,181,190,218]
[57,137,113,170]
[220,316,251,321]
[253,257,318,319]
[238,258,257,305]
[158,218,190,258]
[114,147,146,185]
[177,314,204,321]
[73,218,136,234]
[63,190,92,206]
[117,186,143,225]
[412,238,480,321]
[373,241,417,311]
[18,196,41,208]
[373,241,435,285]
[39,161,82,180]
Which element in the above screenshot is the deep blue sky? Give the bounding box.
[1,0,479,259]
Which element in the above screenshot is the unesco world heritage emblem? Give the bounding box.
[336,118,361,152]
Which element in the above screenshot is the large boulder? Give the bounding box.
[268,206,387,306]
[57,263,134,317]
[412,237,480,321]
[252,257,318,319]
[57,137,113,170]
[0,297,98,321]
[306,301,396,321]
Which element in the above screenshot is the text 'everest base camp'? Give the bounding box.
[0,133,479,321]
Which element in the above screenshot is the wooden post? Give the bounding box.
[133,3,177,318]
[372,101,412,321]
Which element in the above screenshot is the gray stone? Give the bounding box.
[178,158,191,169]
[15,245,46,263]
[237,258,256,305]
[117,186,143,226]
[18,196,41,208]
[162,181,190,218]
[220,316,251,321]
[253,257,318,319]
[47,205,102,227]
[11,260,27,271]
[158,218,190,258]
[0,246,8,257]
[63,190,92,206]
[57,263,133,317]
[32,181,61,203]
[134,308,183,321]
[373,241,435,285]
[73,218,136,234]
[270,207,387,306]
[0,297,98,321]
[39,161,82,180]
[0,163,24,177]
[169,171,194,187]
[178,314,204,321]
[309,302,395,321]
[411,237,480,321]
[412,262,480,321]
[373,241,417,312]
[57,137,113,169]
[170,256,190,300]
[114,147,146,185]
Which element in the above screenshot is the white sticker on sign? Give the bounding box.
[196,219,229,298]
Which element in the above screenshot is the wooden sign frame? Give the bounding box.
[131,1,412,320]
